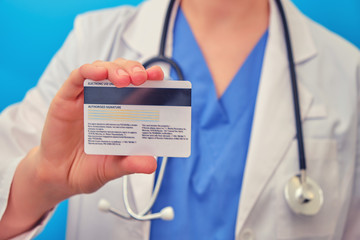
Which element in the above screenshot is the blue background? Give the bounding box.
[0,0,359,239]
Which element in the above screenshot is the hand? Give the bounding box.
[0,58,164,239]
[38,58,164,198]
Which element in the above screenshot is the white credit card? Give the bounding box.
[84,80,191,157]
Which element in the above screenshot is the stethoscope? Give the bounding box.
[98,0,324,221]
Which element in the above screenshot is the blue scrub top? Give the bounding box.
[150,8,268,240]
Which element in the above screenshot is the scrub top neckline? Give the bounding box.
[151,6,269,240]
[176,10,269,102]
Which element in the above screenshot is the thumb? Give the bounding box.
[103,156,157,182]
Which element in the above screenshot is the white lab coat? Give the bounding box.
[0,0,359,239]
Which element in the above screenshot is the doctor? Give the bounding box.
[0,0,359,239]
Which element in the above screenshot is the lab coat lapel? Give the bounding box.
[122,0,166,61]
[235,0,318,234]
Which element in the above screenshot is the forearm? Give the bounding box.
[0,147,61,240]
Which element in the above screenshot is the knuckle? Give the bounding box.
[126,60,144,69]
[70,68,80,77]
[92,60,103,64]
[114,58,127,65]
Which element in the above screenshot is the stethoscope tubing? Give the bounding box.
[143,0,185,80]
[145,0,307,172]
[123,157,169,217]
[141,0,310,216]
[274,0,306,171]
[100,0,323,221]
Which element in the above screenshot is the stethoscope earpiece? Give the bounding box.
[159,206,175,221]
[98,198,111,212]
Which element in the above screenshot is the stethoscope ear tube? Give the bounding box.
[143,56,185,80]
[122,157,174,221]
[158,0,176,57]
[142,0,184,80]
[98,157,174,221]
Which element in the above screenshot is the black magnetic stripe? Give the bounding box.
[84,87,191,106]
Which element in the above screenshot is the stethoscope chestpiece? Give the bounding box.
[284,172,324,216]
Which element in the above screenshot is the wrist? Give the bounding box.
[0,147,62,239]
[30,146,74,204]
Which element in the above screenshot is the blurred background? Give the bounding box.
[0,0,359,239]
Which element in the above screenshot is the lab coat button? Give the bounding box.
[240,228,255,240]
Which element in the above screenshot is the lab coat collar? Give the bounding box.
[122,0,317,65]
[235,0,319,235]
[122,0,178,72]
[122,0,164,59]
[275,0,317,64]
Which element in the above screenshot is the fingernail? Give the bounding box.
[117,69,128,77]
[133,66,144,73]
